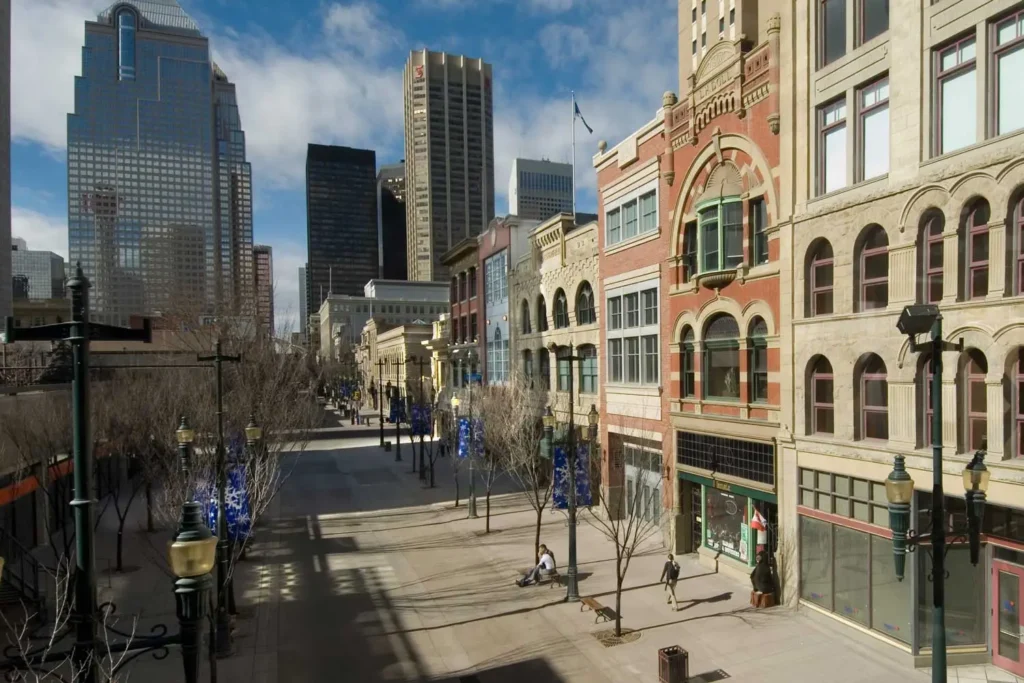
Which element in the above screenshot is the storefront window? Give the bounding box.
[705,487,748,562]
[917,546,986,647]
[870,535,911,644]
[800,515,832,609]
[834,526,870,626]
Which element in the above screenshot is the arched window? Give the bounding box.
[959,350,988,452]
[961,199,990,300]
[703,315,740,399]
[681,326,696,398]
[856,225,888,311]
[1011,194,1024,296]
[556,346,571,391]
[468,267,477,298]
[810,357,834,434]
[808,240,834,317]
[538,348,551,388]
[748,317,769,403]
[553,290,569,328]
[918,353,937,448]
[579,344,598,394]
[1014,348,1024,459]
[522,349,534,380]
[858,355,888,440]
[117,9,136,81]
[576,283,596,325]
[919,211,945,304]
[521,299,531,334]
[537,296,548,332]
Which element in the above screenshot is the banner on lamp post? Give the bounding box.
[552,443,592,509]
[457,416,484,459]
[411,404,432,436]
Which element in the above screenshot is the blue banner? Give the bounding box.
[204,465,252,542]
[389,396,406,424]
[457,417,484,459]
[411,404,432,436]
[553,443,592,509]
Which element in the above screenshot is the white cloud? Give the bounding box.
[11,207,69,259]
[264,238,307,336]
[323,1,402,57]
[537,23,590,67]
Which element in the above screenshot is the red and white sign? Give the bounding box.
[415,65,424,79]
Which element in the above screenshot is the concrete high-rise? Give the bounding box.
[0,0,11,331]
[507,158,573,221]
[378,162,407,281]
[67,0,253,326]
[403,50,494,283]
[253,244,273,336]
[305,144,377,315]
[11,246,65,300]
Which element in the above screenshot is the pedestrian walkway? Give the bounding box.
[90,435,1018,682]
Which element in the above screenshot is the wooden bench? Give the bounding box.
[749,591,777,608]
[539,570,562,589]
[580,596,616,624]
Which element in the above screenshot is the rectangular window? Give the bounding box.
[623,200,638,239]
[639,191,657,233]
[625,337,640,383]
[683,221,698,281]
[859,77,889,181]
[607,208,621,245]
[609,339,623,382]
[820,99,847,194]
[641,288,658,325]
[693,39,697,56]
[700,205,719,271]
[751,198,769,265]
[859,0,889,45]
[751,345,768,402]
[702,32,707,48]
[608,296,622,330]
[692,6,697,22]
[994,11,1024,136]
[936,36,977,155]
[642,335,659,384]
[706,345,740,399]
[719,17,725,35]
[800,515,832,608]
[557,351,571,391]
[580,349,598,394]
[820,0,847,67]
[723,202,744,268]
[682,343,696,397]
[624,293,639,328]
[730,8,735,24]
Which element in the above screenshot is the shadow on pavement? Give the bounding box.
[431,656,568,683]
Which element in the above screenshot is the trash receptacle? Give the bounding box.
[384,441,392,452]
[658,645,688,683]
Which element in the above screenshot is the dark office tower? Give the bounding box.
[67,0,253,326]
[253,244,273,336]
[305,144,377,315]
[0,0,11,330]
[404,50,494,282]
[378,162,407,281]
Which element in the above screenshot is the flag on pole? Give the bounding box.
[574,100,593,134]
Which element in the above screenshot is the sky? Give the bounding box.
[10,0,678,333]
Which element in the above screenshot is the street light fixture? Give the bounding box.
[245,414,263,445]
[885,303,978,683]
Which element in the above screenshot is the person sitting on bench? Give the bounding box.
[750,552,775,595]
[517,544,555,586]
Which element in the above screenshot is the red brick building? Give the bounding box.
[441,239,480,387]
[595,7,783,582]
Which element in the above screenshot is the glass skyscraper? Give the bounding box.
[67,0,252,325]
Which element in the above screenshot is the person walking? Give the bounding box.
[517,544,556,587]
[660,553,681,610]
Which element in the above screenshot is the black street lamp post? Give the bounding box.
[417,356,428,482]
[886,304,990,683]
[377,357,385,447]
[197,339,241,656]
[392,358,402,462]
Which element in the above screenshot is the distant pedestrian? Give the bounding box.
[517,544,555,587]
[660,553,680,610]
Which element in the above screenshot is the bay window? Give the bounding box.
[606,283,659,386]
[697,199,743,274]
[936,36,977,155]
[994,10,1024,136]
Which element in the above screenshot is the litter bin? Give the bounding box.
[658,645,688,683]
[384,441,392,452]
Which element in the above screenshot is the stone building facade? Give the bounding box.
[781,0,1024,670]
[509,213,601,428]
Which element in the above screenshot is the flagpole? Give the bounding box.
[571,90,576,220]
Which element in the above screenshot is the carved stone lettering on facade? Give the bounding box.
[695,70,736,105]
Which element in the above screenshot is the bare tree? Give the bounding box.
[475,386,512,533]
[585,420,664,638]
[491,378,550,563]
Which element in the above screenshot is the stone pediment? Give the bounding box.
[694,40,740,88]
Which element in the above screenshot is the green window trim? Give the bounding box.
[695,196,743,275]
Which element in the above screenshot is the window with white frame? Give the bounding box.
[858,76,889,181]
[819,98,847,194]
[935,36,977,156]
[696,199,743,273]
[605,183,658,248]
[994,10,1024,137]
[484,251,508,306]
[606,282,659,386]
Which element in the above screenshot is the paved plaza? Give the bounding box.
[81,429,1021,683]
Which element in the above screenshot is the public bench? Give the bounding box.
[580,596,616,624]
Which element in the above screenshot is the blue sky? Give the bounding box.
[11,0,677,331]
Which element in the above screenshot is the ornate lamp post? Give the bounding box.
[885,304,989,683]
[452,393,476,518]
[377,357,385,447]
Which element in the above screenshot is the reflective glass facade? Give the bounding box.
[11,250,65,300]
[68,1,252,325]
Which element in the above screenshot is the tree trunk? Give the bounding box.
[534,507,543,564]
[429,458,435,488]
[615,576,623,637]
[454,472,460,508]
[145,483,154,532]
[485,490,491,533]
[116,527,124,572]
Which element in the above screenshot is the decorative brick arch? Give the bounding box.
[900,184,949,236]
[693,296,745,342]
[740,300,776,337]
[670,133,780,258]
[670,310,700,347]
[948,171,1007,223]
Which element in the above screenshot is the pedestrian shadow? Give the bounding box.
[586,573,715,600]
[639,605,756,632]
[381,598,567,636]
[674,591,733,613]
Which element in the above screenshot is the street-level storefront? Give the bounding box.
[797,463,1024,674]
[676,430,778,582]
